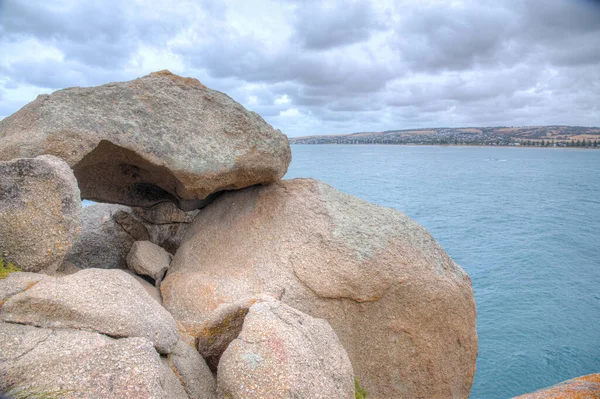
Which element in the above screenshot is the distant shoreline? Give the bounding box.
[290,143,600,150]
[288,125,600,148]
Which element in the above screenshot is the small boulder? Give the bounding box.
[0,155,81,273]
[127,241,173,286]
[217,297,355,399]
[513,374,600,398]
[0,70,291,210]
[0,322,169,398]
[1,268,178,354]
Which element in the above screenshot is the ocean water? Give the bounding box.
[285,145,600,399]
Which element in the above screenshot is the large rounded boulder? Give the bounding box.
[161,178,478,399]
[0,155,81,273]
[0,70,291,210]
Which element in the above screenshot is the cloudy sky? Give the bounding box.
[1,0,599,137]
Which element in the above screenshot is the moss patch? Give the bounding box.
[0,256,21,279]
[355,378,368,399]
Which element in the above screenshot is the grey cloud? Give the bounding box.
[0,56,139,90]
[176,32,396,113]
[292,0,384,50]
[1,1,133,68]
[391,0,600,73]
[393,2,513,72]
[0,0,191,76]
[384,65,539,109]
[179,35,394,91]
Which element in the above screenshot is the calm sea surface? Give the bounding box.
[285,145,600,399]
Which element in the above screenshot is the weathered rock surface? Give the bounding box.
[54,260,82,276]
[134,202,200,254]
[65,203,148,269]
[65,203,195,271]
[59,257,161,308]
[0,272,47,304]
[162,178,478,399]
[0,70,291,210]
[134,202,199,225]
[148,220,191,255]
[127,240,173,285]
[1,269,178,354]
[0,155,81,273]
[513,374,600,398]
[169,339,218,399]
[217,297,355,399]
[159,357,189,399]
[196,295,272,372]
[123,269,163,305]
[0,322,172,398]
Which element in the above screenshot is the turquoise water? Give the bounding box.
[285,145,600,399]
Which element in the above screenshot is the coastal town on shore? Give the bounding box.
[290,125,600,148]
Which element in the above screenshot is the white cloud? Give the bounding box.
[275,94,291,105]
[279,108,302,117]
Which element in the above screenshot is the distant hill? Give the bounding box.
[289,126,600,148]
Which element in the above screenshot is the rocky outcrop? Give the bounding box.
[0,71,481,399]
[0,70,291,210]
[161,178,478,399]
[0,322,180,398]
[0,155,81,273]
[217,297,355,399]
[1,269,178,354]
[513,374,600,398]
[127,241,173,286]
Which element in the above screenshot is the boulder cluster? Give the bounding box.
[0,71,478,399]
